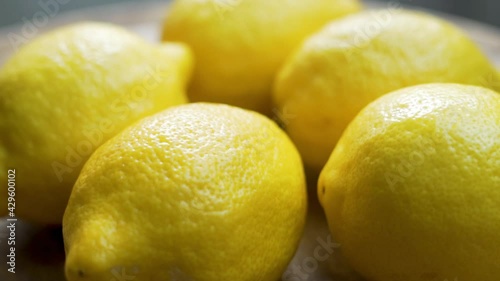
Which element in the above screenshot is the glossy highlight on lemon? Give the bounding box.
[0,22,193,224]
[63,103,307,281]
[162,0,361,115]
[319,83,500,281]
[274,10,500,174]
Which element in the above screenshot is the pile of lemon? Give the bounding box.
[1,0,499,281]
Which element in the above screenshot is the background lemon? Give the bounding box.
[274,10,500,174]
[162,0,361,115]
[0,22,193,224]
[319,83,500,281]
[63,103,307,281]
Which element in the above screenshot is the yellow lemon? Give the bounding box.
[162,0,361,115]
[274,10,500,174]
[319,83,500,281]
[0,22,193,224]
[63,103,307,281]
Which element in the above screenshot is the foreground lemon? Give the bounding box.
[319,84,500,281]
[0,22,193,224]
[162,0,361,114]
[274,9,500,173]
[63,103,307,281]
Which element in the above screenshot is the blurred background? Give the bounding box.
[0,0,499,28]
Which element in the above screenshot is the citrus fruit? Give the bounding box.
[319,83,500,281]
[0,22,193,224]
[63,103,307,281]
[162,0,361,114]
[274,10,500,173]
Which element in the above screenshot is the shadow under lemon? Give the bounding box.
[0,219,65,281]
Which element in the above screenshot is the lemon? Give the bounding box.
[0,22,193,224]
[274,10,500,173]
[63,103,307,281]
[162,0,361,115]
[318,83,500,281]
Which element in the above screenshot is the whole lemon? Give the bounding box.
[274,10,500,173]
[162,0,361,115]
[0,22,193,224]
[63,103,307,281]
[318,83,500,281]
